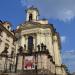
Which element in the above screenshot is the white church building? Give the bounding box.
[15,6,67,75]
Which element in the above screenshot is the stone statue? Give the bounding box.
[11,50,14,58]
[41,43,44,51]
[18,46,23,54]
[43,45,46,51]
[1,47,8,56]
[37,45,40,51]
[24,44,26,50]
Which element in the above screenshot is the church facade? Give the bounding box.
[0,7,67,75]
[15,7,67,75]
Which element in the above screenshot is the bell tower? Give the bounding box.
[26,6,39,22]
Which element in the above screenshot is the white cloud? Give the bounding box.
[20,0,75,22]
[62,50,75,60]
[62,50,75,72]
[64,50,75,54]
[58,10,74,22]
[61,36,66,43]
[62,50,75,59]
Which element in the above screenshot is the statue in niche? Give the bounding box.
[41,43,44,51]
[11,50,14,58]
[43,45,47,51]
[37,45,40,51]
[24,44,26,50]
[50,56,53,62]
[18,46,23,54]
[1,47,8,56]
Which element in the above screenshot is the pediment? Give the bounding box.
[19,22,40,30]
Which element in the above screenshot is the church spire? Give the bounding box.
[26,6,39,22]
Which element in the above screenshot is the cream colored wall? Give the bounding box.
[16,28,54,58]
[0,57,5,71]
[53,35,61,65]
[21,35,25,48]
[17,33,37,53]
[17,54,55,74]
[20,28,54,55]
[0,31,15,54]
[53,35,62,75]
[15,32,21,53]
[32,10,38,21]
[17,56,23,70]
[62,67,67,75]
[15,41,19,53]
[26,10,38,21]
[46,34,54,57]
[34,20,48,24]
[37,54,55,73]
[36,28,54,59]
[15,23,63,74]
[0,39,5,53]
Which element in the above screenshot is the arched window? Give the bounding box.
[29,14,33,21]
[28,36,33,54]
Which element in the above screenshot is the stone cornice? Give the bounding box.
[21,28,51,35]
[16,21,55,34]
[17,50,50,56]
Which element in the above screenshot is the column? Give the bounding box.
[45,33,54,58]
[25,35,28,52]
[36,33,41,51]
[53,35,62,75]
[21,35,25,48]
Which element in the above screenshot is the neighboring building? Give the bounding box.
[0,21,15,72]
[15,6,65,75]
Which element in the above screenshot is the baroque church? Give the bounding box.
[0,6,67,75]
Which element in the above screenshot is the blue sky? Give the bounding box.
[0,0,75,73]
